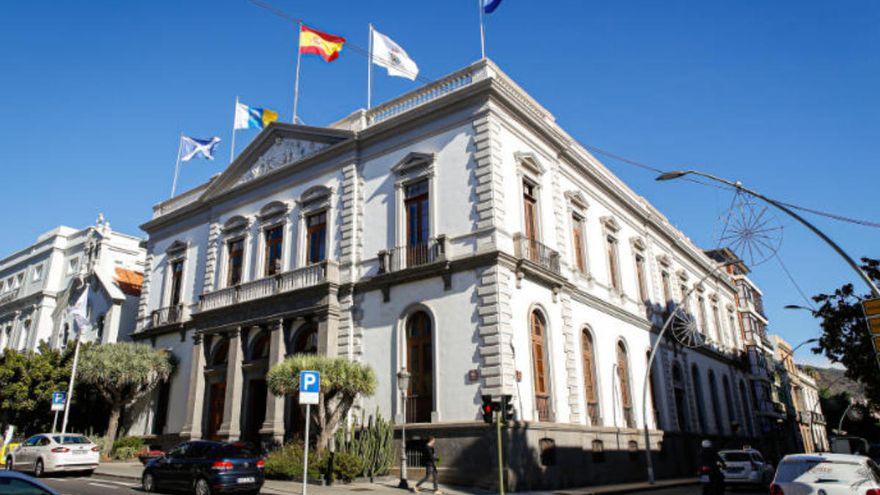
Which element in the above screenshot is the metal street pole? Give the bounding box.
[496,409,505,495]
[302,403,310,495]
[396,369,410,489]
[837,401,856,435]
[643,260,735,484]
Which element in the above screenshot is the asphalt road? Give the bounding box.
[40,473,142,494]
[639,487,768,495]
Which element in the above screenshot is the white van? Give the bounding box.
[771,453,880,495]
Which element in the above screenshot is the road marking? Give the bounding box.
[88,482,120,489]
[94,478,137,487]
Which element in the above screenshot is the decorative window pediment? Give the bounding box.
[565,191,589,211]
[299,185,332,212]
[600,216,621,233]
[165,240,189,256]
[258,200,291,223]
[222,215,250,234]
[630,236,646,251]
[656,254,671,267]
[392,152,434,177]
[709,293,720,302]
[515,151,546,177]
[676,268,689,281]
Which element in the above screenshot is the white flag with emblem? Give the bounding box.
[371,28,419,81]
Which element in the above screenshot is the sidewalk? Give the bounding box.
[95,462,697,494]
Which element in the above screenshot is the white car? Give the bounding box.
[720,448,774,487]
[5,434,100,477]
[771,453,880,495]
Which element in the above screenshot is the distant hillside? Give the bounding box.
[801,365,865,399]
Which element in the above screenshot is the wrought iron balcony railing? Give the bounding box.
[199,260,339,312]
[377,236,447,274]
[513,233,561,275]
[150,304,185,328]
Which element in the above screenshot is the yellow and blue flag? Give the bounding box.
[234,101,279,130]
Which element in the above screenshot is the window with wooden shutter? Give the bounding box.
[582,329,600,425]
[572,214,586,273]
[531,310,550,421]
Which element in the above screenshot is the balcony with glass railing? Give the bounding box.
[199,260,339,313]
[513,233,561,275]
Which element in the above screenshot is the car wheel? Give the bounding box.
[142,472,156,492]
[194,477,212,495]
[82,469,95,477]
[4,457,12,470]
[33,459,44,478]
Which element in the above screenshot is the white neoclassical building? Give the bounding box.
[0,217,146,353]
[131,60,776,488]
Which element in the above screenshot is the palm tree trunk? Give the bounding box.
[106,404,122,444]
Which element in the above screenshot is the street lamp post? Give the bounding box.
[643,260,735,484]
[397,368,411,490]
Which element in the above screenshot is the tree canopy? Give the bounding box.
[77,342,175,442]
[0,343,71,435]
[813,257,880,405]
[267,354,376,452]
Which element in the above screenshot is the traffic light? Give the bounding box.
[481,395,495,423]
[500,394,515,422]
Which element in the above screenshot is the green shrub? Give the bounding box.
[264,442,322,481]
[334,408,394,479]
[112,446,142,461]
[330,451,364,483]
[112,436,144,452]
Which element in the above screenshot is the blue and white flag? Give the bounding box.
[180,136,221,161]
[483,0,502,14]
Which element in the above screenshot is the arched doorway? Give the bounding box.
[739,380,754,436]
[708,370,723,435]
[691,365,708,432]
[284,322,318,441]
[530,310,550,421]
[205,338,229,441]
[405,311,433,423]
[241,330,270,444]
[581,328,600,425]
[616,341,634,428]
[672,363,689,432]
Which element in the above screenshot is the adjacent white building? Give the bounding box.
[131,60,776,488]
[0,216,146,353]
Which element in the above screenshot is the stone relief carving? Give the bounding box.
[235,138,330,187]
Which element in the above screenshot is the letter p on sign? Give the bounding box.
[299,370,320,405]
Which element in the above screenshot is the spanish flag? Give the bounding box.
[299,25,345,62]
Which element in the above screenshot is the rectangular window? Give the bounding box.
[680,284,691,313]
[697,296,709,337]
[634,253,648,302]
[14,274,23,288]
[67,258,79,275]
[571,214,586,273]
[661,271,672,308]
[306,212,327,264]
[606,235,620,291]
[264,225,284,276]
[712,305,723,345]
[404,181,430,246]
[169,259,184,305]
[523,181,539,241]
[226,238,244,287]
[32,265,43,282]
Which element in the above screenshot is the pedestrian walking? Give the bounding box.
[413,436,440,493]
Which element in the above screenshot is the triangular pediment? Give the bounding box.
[200,123,352,202]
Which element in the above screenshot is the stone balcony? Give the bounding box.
[198,260,339,313]
[513,233,561,275]
[377,235,448,274]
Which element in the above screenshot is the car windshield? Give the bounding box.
[722,452,753,462]
[52,435,89,444]
[215,444,258,458]
[776,459,872,484]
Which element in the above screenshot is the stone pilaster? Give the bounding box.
[202,222,221,293]
[317,311,340,358]
[260,320,286,445]
[559,291,580,423]
[550,164,569,267]
[136,245,154,330]
[218,329,244,441]
[338,164,363,271]
[476,265,515,397]
[180,334,206,440]
[472,115,505,250]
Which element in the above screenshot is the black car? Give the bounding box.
[142,441,264,495]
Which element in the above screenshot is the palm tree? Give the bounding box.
[77,343,175,443]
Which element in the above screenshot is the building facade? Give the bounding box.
[0,217,145,353]
[772,335,829,453]
[132,60,784,488]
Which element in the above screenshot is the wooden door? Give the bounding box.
[207,382,226,440]
[531,311,550,421]
[581,330,598,421]
[406,312,433,423]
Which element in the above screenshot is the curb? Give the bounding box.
[555,478,700,495]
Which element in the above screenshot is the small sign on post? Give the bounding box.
[862,298,880,365]
[299,370,320,495]
[51,392,66,412]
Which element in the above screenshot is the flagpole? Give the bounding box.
[478,0,486,59]
[367,23,373,110]
[293,22,303,124]
[230,96,238,164]
[170,133,183,198]
[60,280,87,437]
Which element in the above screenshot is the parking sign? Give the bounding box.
[299,370,320,405]
[51,392,66,412]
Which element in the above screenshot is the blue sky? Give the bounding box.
[1,1,878,366]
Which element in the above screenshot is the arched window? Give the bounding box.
[616,341,634,428]
[739,380,754,436]
[708,370,724,435]
[291,324,318,355]
[406,311,433,423]
[249,332,270,361]
[691,365,708,432]
[210,339,229,367]
[722,376,737,434]
[672,364,689,431]
[530,310,550,421]
[581,329,600,425]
